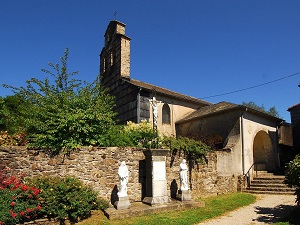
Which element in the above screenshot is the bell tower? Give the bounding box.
[100,20,131,89]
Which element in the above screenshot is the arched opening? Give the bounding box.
[253,130,273,171]
[162,104,171,124]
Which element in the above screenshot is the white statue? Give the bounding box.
[117,161,129,197]
[179,159,189,190]
[149,97,162,126]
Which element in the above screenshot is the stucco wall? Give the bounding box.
[0,146,240,203]
[177,110,279,177]
[242,112,278,175]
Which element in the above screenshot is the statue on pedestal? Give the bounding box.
[117,161,129,197]
[179,159,189,190]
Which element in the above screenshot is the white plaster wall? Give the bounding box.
[216,111,278,177]
[242,112,278,175]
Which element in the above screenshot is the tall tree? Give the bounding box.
[3,48,117,155]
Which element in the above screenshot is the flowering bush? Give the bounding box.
[0,170,42,225]
[123,120,159,148]
[28,176,108,223]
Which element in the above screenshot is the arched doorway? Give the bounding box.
[253,130,273,171]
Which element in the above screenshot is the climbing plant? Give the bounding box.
[163,136,212,165]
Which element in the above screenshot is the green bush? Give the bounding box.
[123,120,159,149]
[163,136,212,164]
[0,170,42,225]
[285,155,300,204]
[28,176,108,222]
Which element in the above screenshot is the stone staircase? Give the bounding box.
[245,171,295,195]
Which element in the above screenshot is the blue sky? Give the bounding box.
[1,1,299,122]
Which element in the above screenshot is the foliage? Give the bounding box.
[3,48,117,155]
[123,120,159,149]
[0,131,27,146]
[0,170,42,225]
[285,155,300,204]
[242,101,280,118]
[28,176,108,222]
[0,95,28,134]
[76,193,255,225]
[163,136,212,164]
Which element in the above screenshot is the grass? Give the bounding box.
[76,192,256,225]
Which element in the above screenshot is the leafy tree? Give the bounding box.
[3,48,117,155]
[242,101,280,118]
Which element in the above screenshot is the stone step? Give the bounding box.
[250,183,289,188]
[251,179,285,184]
[247,186,294,192]
[246,171,295,195]
[244,190,295,195]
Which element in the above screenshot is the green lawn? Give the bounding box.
[77,192,256,225]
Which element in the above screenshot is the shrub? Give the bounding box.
[123,120,159,149]
[0,170,42,225]
[28,176,108,222]
[285,155,300,204]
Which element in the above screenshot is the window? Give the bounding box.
[162,104,171,124]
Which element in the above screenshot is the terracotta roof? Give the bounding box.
[177,101,283,124]
[288,103,300,111]
[123,78,211,106]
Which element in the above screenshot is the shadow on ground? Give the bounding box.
[254,204,296,224]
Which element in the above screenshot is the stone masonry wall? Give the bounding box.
[0,146,239,203]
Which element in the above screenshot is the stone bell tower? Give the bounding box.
[100,20,131,89]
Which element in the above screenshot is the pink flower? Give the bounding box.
[11,212,17,218]
[10,202,15,207]
[20,211,25,216]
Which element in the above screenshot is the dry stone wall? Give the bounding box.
[0,146,239,203]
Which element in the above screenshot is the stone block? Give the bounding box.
[178,190,192,201]
[114,196,131,210]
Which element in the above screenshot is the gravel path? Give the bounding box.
[197,194,297,225]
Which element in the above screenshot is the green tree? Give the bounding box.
[3,48,117,155]
[242,101,280,118]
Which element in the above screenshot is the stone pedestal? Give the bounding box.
[114,196,131,210]
[178,190,192,201]
[143,149,170,205]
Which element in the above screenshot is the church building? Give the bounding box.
[99,20,288,181]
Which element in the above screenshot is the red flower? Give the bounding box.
[10,201,15,207]
[11,212,17,218]
[28,194,33,198]
[0,221,4,225]
[37,205,41,211]
[26,208,32,213]
[20,211,25,216]
[26,216,30,220]
[21,184,28,191]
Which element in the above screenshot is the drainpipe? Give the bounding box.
[137,88,142,123]
[241,110,246,175]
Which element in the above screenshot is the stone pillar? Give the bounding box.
[143,149,170,205]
